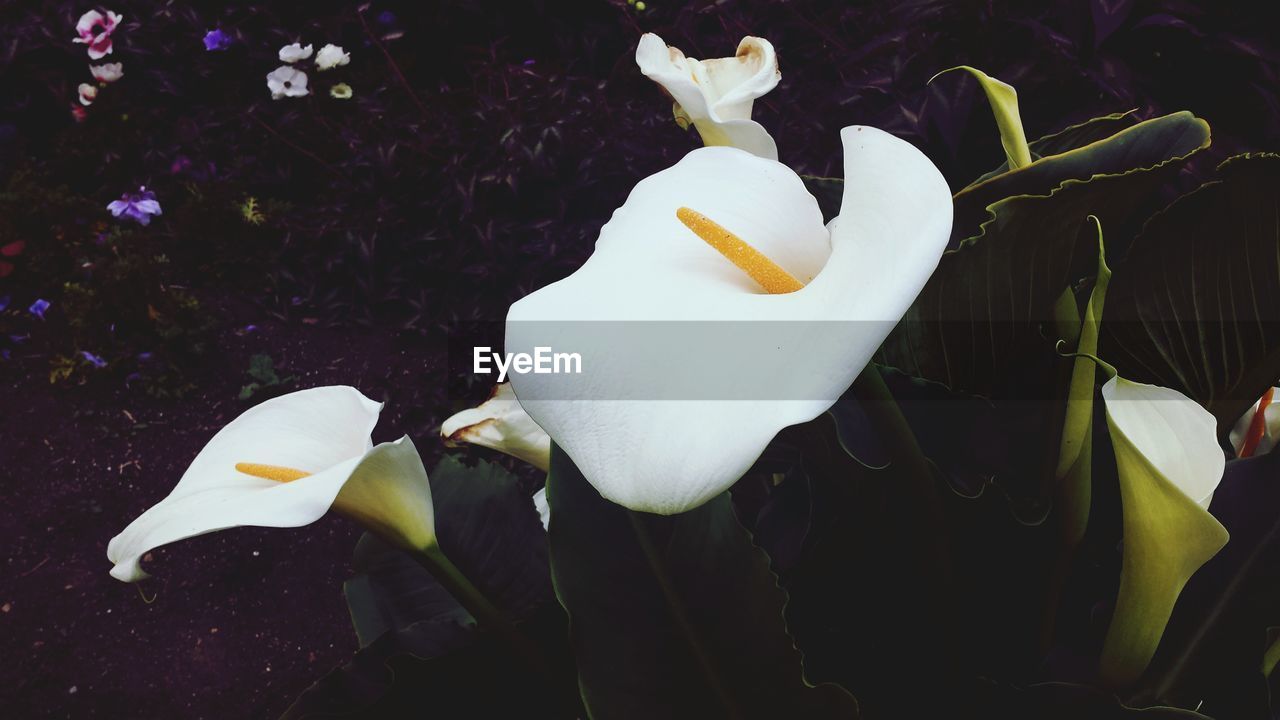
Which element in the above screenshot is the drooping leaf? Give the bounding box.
[1101,153,1280,435]
[876,112,1210,396]
[545,444,859,719]
[964,679,1211,718]
[931,66,1032,170]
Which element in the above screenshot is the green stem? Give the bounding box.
[413,543,552,684]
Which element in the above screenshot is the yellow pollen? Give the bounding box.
[675,207,805,294]
[235,462,312,483]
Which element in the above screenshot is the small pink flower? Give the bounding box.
[78,83,98,106]
[73,9,123,60]
[71,105,88,123]
[90,62,124,83]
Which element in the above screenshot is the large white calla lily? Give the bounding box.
[108,386,435,582]
[506,127,952,514]
[1098,375,1229,686]
[636,33,781,160]
[441,383,551,471]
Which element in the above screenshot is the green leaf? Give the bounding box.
[546,444,859,719]
[1101,153,1280,435]
[931,66,1032,170]
[876,112,1210,396]
[968,110,1141,186]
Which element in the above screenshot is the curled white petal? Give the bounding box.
[1101,377,1224,508]
[77,83,98,106]
[442,383,551,471]
[506,127,951,513]
[636,33,780,159]
[279,42,314,63]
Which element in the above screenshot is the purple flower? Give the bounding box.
[377,10,397,25]
[81,351,108,368]
[28,298,50,318]
[0,295,9,312]
[107,186,162,226]
[203,28,232,51]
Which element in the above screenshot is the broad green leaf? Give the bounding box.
[951,111,1209,243]
[876,112,1210,396]
[931,66,1031,170]
[1100,153,1280,435]
[546,444,859,719]
[1099,378,1229,687]
[968,110,1140,186]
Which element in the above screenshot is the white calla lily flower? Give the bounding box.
[636,33,781,160]
[315,43,350,71]
[506,127,952,514]
[1098,375,1229,685]
[441,383,551,471]
[1229,386,1279,458]
[108,386,435,582]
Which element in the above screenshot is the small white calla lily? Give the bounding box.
[1229,387,1279,457]
[107,386,436,582]
[1098,375,1229,686]
[636,33,781,160]
[441,383,551,471]
[506,126,952,514]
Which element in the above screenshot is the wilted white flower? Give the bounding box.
[315,43,350,71]
[278,42,313,63]
[78,83,98,106]
[329,82,353,100]
[90,62,124,83]
[266,65,309,99]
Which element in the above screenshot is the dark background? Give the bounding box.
[1,0,1276,717]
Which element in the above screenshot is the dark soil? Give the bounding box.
[0,298,460,719]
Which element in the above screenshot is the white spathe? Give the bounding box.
[107,386,435,582]
[506,127,952,514]
[636,33,781,160]
[1101,376,1224,509]
[441,383,551,471]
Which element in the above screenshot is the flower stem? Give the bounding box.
[412,543,551,682]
